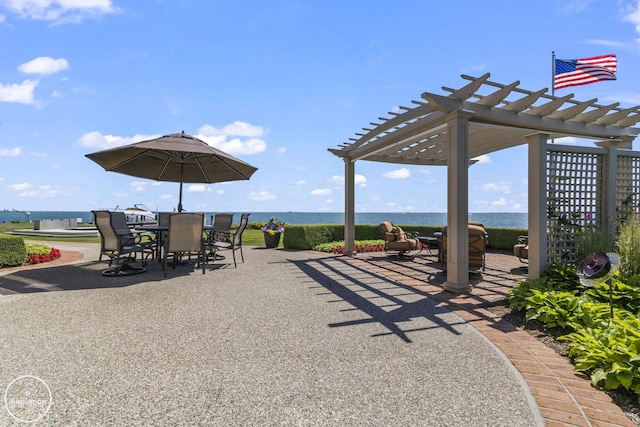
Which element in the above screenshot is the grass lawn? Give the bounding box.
[0,222,280,247]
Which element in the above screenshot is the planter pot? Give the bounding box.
[263,232,282,248]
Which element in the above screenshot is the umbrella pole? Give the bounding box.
[178,163,184,212]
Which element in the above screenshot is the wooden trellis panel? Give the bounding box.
[616,153,640,223]
[547,149,603,264]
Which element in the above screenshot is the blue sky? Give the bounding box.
[1,0,640,214]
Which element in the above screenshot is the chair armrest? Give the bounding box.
[209,230,232,243]
[384,231,400,242]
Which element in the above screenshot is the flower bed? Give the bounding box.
[314,240,387,254]
[26,243,61,264]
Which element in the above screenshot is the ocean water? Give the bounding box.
[0,210,528,229]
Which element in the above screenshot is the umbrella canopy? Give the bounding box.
[86,132,258,211]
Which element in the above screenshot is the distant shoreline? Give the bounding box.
[0,211,528,228]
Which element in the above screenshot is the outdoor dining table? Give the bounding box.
[136,224,217,263]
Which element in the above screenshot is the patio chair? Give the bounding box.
[440,223,488,271]
[92,210,154,276]
[379,221,421,258]
[207,213,250,267]
[163,212,206,278]
[513,235,529,263]
[210,212,234,243]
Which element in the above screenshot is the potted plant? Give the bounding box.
[261,217,285,248]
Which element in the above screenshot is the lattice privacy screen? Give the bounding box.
[616,154,640,223]
[546,149,603,264]
[545,147,640,265]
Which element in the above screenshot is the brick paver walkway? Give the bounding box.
[344,250,636,427]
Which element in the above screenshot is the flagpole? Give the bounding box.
[551,51,555,96]
[551,51,555,143]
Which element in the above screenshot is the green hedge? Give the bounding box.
[282,224,528,251]
[0,234,27,267]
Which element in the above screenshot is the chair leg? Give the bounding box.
[232,248,237,268]
[239,246,244,263]
[163,248,168,278]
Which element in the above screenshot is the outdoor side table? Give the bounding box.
[417,236,439,258]
[433,232,443,263]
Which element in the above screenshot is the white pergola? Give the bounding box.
[329,73,640,293]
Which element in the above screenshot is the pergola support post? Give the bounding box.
[527,133,550,279]
[344,158,356,257]
[444,111,472,293]
[596,140,619,239]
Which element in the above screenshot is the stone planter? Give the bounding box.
[263,232,282,248]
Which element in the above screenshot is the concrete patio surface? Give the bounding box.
[0,242,633,426]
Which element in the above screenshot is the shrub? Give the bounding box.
[0,235,27,267]
[618,217,640,279]
[575,225,616,262]
[280,224,527,251]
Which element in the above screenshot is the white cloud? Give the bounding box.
[160,194,173,200]
[9,183,32,191]
[482,182,512,193]
[382,167,411,179]
[0,79,38,104]
[188,184,207,192]
[277,147,286,154]
[28,151,47,157]
[491,197,508,207]
[18,57,69,75]
[311,188,332,196]
[624,0,640,36]
[585,39,629,49]
[462,64,486,73]
[472,154,491,164]
[248,190,276,201]
[18,186,66,198]
[331,174,367,187]
[1,0,118,23]
[130,181,147,192]
[325,198,333,203]
[553,136,578,145]
[0,147,21,156]
[197,121,268,155]
[76,131,159,149]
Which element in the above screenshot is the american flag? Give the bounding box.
[554,54,617,90]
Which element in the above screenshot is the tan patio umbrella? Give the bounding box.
[86,131,258,212]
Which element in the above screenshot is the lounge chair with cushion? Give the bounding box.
[513,235,528,263]
[379,221,421,257]
[92,210,154,276]
[440,223,488,271]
